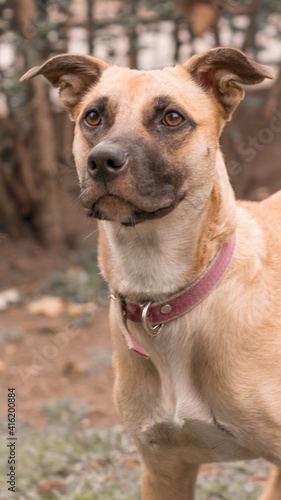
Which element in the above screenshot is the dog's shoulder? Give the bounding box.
[261,189,281,211]
[235,196,281,274]
[237,192,281,226]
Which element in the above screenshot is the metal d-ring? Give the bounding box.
[141,301,163,337]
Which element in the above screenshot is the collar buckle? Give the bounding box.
[141,301,163,337]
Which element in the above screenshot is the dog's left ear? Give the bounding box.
[183,47,274,120]
[20,54,110,120]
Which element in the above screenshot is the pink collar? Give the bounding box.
[113,232,236,358]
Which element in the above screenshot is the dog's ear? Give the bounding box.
[20,54,109,119]
[183,47,274,120]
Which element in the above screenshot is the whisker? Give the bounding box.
[112,224,123,245]
[83,227,98,240]
[79,186,94,199]
[133,224,146,246]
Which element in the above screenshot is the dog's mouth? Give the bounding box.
[87,194,180,225]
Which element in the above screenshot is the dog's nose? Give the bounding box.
[87,143,129,181]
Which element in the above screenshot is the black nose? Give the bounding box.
[87,143,129,181]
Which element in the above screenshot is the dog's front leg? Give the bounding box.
[141,463,199,500]
[259,466,281,500]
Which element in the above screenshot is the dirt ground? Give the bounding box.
[0,214,120,431]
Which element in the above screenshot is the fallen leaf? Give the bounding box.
[35,479,66,493]
[124,454,140,471]
[63,361,84,377]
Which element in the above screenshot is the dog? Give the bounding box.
[21,48,281,499]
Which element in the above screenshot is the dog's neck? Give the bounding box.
[98,152,237,302]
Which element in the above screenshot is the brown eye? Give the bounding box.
[85,110,101,126]
[163,111,184,127]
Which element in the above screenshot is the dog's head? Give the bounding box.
[21,49,273,226]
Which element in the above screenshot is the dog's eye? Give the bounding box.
[85,110,101,126]
[163,112,184,127]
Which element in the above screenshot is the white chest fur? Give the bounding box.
[101,204,204,301]
[129,317,256,464]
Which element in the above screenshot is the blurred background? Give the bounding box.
[0,1,281,498]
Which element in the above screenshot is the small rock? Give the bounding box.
[66,302,96,317]
[0,328,23,345]
[27,296,65,317]
[0,289,21,310]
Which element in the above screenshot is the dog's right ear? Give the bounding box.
[20,54,109,120]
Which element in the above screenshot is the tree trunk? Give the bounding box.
[0,0,63,246]
[127,0,138,69]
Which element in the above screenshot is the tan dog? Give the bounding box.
[21,48,281,499]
